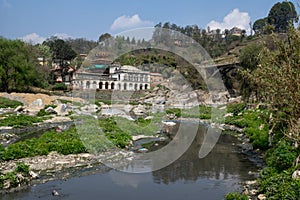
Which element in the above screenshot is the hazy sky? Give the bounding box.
[0,0,299,43]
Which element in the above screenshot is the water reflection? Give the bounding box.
[2,123,258,200]
[152,125,256,184]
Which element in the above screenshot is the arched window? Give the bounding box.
[86,81,90,89]
[99,82,103,89]
[134,84,138,90]
[111,82,115,90]
[124,83,127,90]
[145,84,148,90]
[105,82,109,89]
[129,83,133,90]
[139,84,143,90]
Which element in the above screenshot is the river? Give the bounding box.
[2,123,259,200]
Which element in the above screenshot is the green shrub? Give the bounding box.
[37,104,57,116]
[0,97,23,108]
[266,141,298,171]
[260,167,300,199]
[52,83,67,91]
[15,162,29,174]
[166,108,181,117]
[225,192,248,200]
[226,102,247,116]
[0,114,44,127]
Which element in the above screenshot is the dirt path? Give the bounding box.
[0,92,86,106]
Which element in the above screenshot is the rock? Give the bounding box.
[258,194,266,200]
[132,105,147,116]
[144,116,153,120]
[250,189,258,195]
[29,170,39,179]
[224,113,233,117]
[45,106,57,114]
[162,121,176,126]
[292,170,300,179]
[138,147,148,153]
[30,99,43,107]
[154,96,166,104]
[245,180,257,185]
[3,180,10,189]
[52,190,59,196]
[14,105,24,112]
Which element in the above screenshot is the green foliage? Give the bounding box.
[266,141,298,171]
[15,162,30,174]
[260,167,300,199]
[52,82,67,91]
[0,114,44,128]
[37,104,57,116]
[244,28,300,144]
[0,38,43,92]
[253,17,268,35]
[0,97,23,108]
[166,108,181,117]
[43,37,77,64]
[0,127,87,161]
[166,105,212,119]
[225,109,270,149]
[0,162,30,189]
[226,102,247,116]
[267,1,298,33]
[225,192,248,200]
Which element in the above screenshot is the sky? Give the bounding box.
[0,0,299,44]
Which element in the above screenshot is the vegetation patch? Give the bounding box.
[0,162,30,189]
[0,114,45,128]
[0,97,23,108]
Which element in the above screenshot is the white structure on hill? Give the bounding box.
[72,65,150,91]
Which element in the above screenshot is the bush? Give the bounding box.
[52,83,67,91]
[266,141,298,171]
[226,102,247,116]
[15,162,29,174]
[166,108,181,117]
[0,97,23,108]
[225,192,248,200]
[260,167,300,199]
[0,114,44,127]
[37,104,57,116]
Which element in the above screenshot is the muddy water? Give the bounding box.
[2,123,259,200]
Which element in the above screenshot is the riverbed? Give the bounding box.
[2,123,259,200]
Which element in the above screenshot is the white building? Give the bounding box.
[72,65,150,91]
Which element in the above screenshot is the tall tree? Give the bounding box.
[253,17,268,35]
[0,38,39,92]
[267,1,298,33]
[43,37,77,66]
[243,27,300,145]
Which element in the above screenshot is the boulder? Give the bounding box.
[258,194,266,200]
[292,170,300,179]
[30,99,43,107]
[14,105,24,112]
[132,105,147,116]
[29,171,39,179]
[45,106,57,114]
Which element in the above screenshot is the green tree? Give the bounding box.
[98,33,112,44]
[267,1,298,33]
[0,38,39,92]
[43,37,77,66]
[253,17,268,35]
[243,28,300,145]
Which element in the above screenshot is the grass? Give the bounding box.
[0,162,30,189]
[0,114,46,128]
[0,97,23,108]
